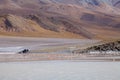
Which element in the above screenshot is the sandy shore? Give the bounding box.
[0,53,120,62]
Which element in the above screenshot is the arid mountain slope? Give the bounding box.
[0,14,84,38]
[0,0,120,39]
[52,0,120,8]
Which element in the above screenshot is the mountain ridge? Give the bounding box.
[0,0,120,39]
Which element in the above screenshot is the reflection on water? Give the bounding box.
[0,61,120,80]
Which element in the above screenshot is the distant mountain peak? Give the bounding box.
[51,0,120,8]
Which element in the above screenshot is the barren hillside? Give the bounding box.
[0,0,120,39]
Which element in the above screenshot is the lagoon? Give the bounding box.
[0,61,120,80]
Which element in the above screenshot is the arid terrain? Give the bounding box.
[0,1,120,80]
[0,0,120,39]
[0,0,120,61]
[0,36,100,62]
[0,36,120,62]
[0,36,99,52]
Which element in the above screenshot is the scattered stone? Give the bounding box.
[74,40,120,55]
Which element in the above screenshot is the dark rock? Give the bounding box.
[75,40,120,55]
[18,49,29,54]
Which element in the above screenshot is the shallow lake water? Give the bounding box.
[0,61,120,80]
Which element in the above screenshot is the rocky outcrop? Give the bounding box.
[75,40,120,54]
